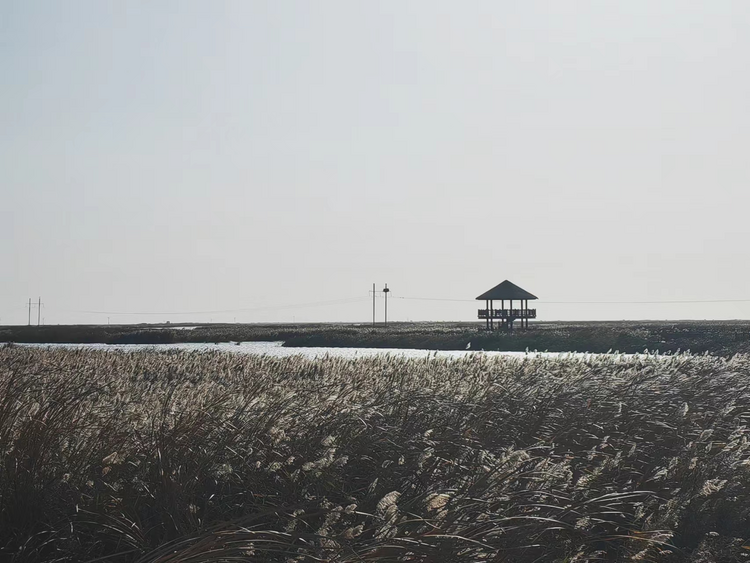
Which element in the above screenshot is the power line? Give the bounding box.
[12,293,750,324]
[51,296,371,317]
[542,299,750,304]
[383,295,750,305]
[387,296,474,303]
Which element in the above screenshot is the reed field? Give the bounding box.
[1,345,750,561]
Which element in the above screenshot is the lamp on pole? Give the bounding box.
[382,284,390,327]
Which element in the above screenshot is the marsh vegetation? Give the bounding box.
[1,345,749,561]
[3,320,750,356]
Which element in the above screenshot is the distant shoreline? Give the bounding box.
[2,320,749,356]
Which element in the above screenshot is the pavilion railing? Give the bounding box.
[478,309,536,319]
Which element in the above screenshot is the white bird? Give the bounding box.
[466,342,471,350]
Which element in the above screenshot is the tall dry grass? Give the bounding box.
[0,345,749,561]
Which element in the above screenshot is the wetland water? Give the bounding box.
[19,341,635,360]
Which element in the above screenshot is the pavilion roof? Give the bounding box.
[476,280,538,301]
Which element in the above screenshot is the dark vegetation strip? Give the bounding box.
[2,321,750,355]
[0,346,749,561]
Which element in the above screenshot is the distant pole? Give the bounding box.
[28,298,31,326]
[37,297,41,326]
[382,284,390,327]
[372,283,376,326]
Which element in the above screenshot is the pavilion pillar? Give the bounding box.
[510,299,513,332]
[490,299,494,331]
[486,300,489,330]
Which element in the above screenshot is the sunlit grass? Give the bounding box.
[1,344,748,561]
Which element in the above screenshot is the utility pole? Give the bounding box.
[37,297,41,326]
[372,283,376,326]
[28,298,31,326]
[382,284,390,327]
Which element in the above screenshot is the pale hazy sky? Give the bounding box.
[2,1,750,325]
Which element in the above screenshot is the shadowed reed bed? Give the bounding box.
[5,320,750,356]
[1,346,749,561]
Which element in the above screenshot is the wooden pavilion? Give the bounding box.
[476,280,537,331]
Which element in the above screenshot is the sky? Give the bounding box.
[2,1,750,325]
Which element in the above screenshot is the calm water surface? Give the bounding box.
[19,341,629,360]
